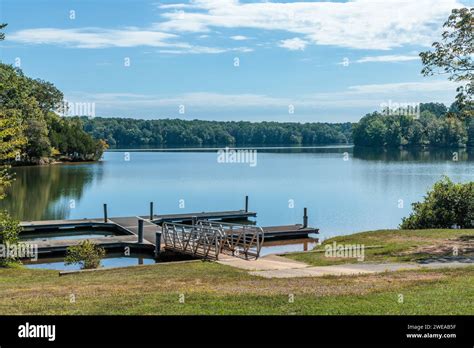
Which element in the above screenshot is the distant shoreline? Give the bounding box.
[106,144,354,152]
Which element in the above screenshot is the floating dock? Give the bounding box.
[261,225,318,239]
[32,235,151,254]
[19,199,318,260]
[20,218,156,254]
[147,210,256,224]
[20,217,318,244]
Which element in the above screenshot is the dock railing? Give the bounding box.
[161,221,264,260]
[198,221,264,260]
[162,222,224,259]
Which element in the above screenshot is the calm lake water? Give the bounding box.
[24,253,157,271]
[2,146,473,239]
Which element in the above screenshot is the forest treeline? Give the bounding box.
[81,117,353,147]
[80,102,473,149]
[353,102,474,148]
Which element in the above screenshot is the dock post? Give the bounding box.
[303,208,308,228]
[245,195,249,212]
[150,202,154,220]
[155,231,162,257]
[103,204,108,222]
[138,219,144,243]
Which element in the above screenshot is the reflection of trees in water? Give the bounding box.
[0,164,103,220]
[260,146,351,155]
[353,147,474,162]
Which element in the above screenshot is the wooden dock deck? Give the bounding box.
[108,216,160,245]
[261,224,319,239]
[20,219,318,245]
[20,218,112,231]
[146,210,256,224]
[20,217,159,253]
[31,235,153,254]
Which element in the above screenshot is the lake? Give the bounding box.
[2,146,473,240]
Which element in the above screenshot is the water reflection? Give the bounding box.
[0,163,103,221]
[353,147,474,162]
[23,253,156,271]
[260,237,319,256]
[108,145,474,163]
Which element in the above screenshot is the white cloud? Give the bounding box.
[67,80,458,112]
[68,91,291,108]
[9,1,464,53]
[159,46,253,54]
[156,0,463,50]
[278,37,308,51]
[356,55,420,63]
[230,35,250,41]
[156,3,199,9]
[8,27,253,54]
[347,80,458,94]
[9,28,178,48]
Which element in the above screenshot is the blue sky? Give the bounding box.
[0,0,472,122]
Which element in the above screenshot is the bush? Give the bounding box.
[400,177,474,229]
[65,240,105,269]
[0,211,22,266]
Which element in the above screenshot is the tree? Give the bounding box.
[0,23,24,268]
[29,79,63,113]
[400,177,474,229]
[420,8,473,117]
[353,113,387,147]
[0,23,6,41]
[467,117,474,147]
[420,103,448,118]
[352,106,471,148]
[0,63,105,163]
[439,115,468,147]
[0,25,27,194]
[384,117,402,147]
[0,109,26,198]
[0,109,25,267]
[1,25,104,163]
[0,24,26,189]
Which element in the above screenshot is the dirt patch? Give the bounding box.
[398,235,474,258]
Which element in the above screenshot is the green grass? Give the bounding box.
[284,229,474,266]
[0,259,473,315]
[1,229,472,315]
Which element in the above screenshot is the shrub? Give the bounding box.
[65,240,105,269]
[400,177,474,229]
[0,211,22,266]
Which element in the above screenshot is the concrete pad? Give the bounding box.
[217,254,308,271]
[248,261,474,278]
[250,266,375,278]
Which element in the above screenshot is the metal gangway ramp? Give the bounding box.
[162,221,264,260]
[198,221,263,260]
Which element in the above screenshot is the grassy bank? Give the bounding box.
[285,229,474,266]
[0,229,472,315]
[0,260,473,315]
